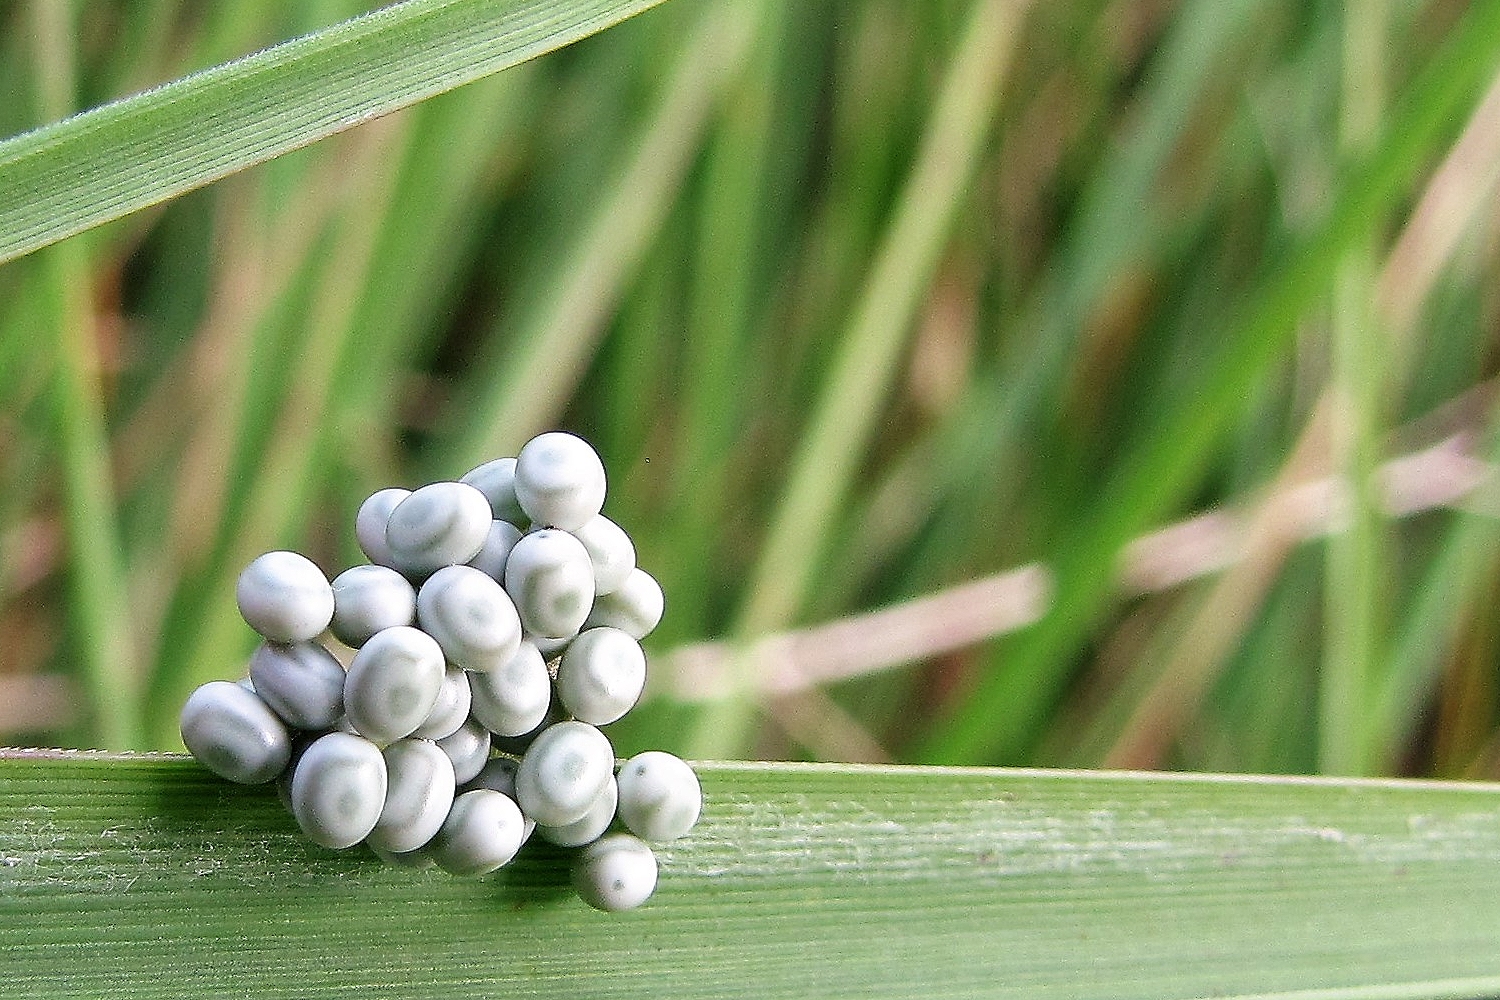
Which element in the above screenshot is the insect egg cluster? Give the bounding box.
[179,431,701,911]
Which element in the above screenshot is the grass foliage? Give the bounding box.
[2,0,1500,784]
[6,751,1500,1000]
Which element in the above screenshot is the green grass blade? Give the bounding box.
[30,0,140,750]
[4,752,1500,998]
[733,0,1026,638]
[820,0,1262,627]
[656,0,789,644]
[919,0,1500,766]
[436,1,762,471]
[144,121,415,749]
[1321,0,1388,777]
[687,0,1030,759]
[39,241,140,751]
[0,0,669,265]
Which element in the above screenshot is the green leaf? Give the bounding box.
[4,751,1500,998]
[918,0,1500,766]
[0,0,669,266]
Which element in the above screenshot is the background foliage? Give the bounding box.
[4,0,1500,783]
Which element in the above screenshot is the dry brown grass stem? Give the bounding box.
[659,433,1496,707]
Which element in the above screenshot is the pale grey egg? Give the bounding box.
[329,564,416,647]
[288,732,388,850]
[343,625,446,745]
[459,457,527,525]
[466,641,551,737]
[384,481,492,579]
[583,567,663,640]
[615,750,702,843]
[429,789,527,876]
[463,755,520,799]
[366,738,456,855]
[179,680,291,785]
[248,641,346,731]
[416,564,522,673]
[461,756,535,844]
[515,720,614,827]
[355,488,411,569]
[504,528,595,640]
[555,626,646,726]
[467,519,524,581]
[435,715,492,784]
[513,432,606,531]
[276,732,330,815]
[571,515,635,596]
[573,833,658,912]
[411,664,472,740]
[236,550,334,644]
[537,775,617,848]
[489,701,563,757]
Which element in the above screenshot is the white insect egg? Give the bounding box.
[179,680,292,785]
[463,756,536,845]
[289,732,388,850]
[554,626,646,726]
[504,528,595,640]
[384,481,493,580]
[515,721,615,828]
[276,733,326,815]
[429,789,528,876]
[247,640,346,731]
[366,738,456,855]
[513,432,606,531]
[435,715,492,785]
[537,775,617,848]
[459,457,528,526]
[615,751,702,843]
[236,550,334,644]
[343,625,446,745]
[416,564,522,673]
[467,519,524,581]
[571,515,636,596]
[573,833,658,912]
[410,665,472,741]
[329,564,416,648]
[466,641,551,738]
[355,488,412,569]
[582,567,663,640]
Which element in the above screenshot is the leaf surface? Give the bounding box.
[0,0,667,264]
[2,752,1499,999]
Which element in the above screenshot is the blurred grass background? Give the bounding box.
[3,0,1500,780]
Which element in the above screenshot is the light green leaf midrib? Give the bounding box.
[0,0,669,265]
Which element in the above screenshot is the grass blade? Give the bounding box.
[919,0,1500,766]
[1320,0,1388,776]
[437,1,762,471]
[4,752,1500,999]
[687,0,1031,759]
[0,0,669,265]
[29,0,140,749]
